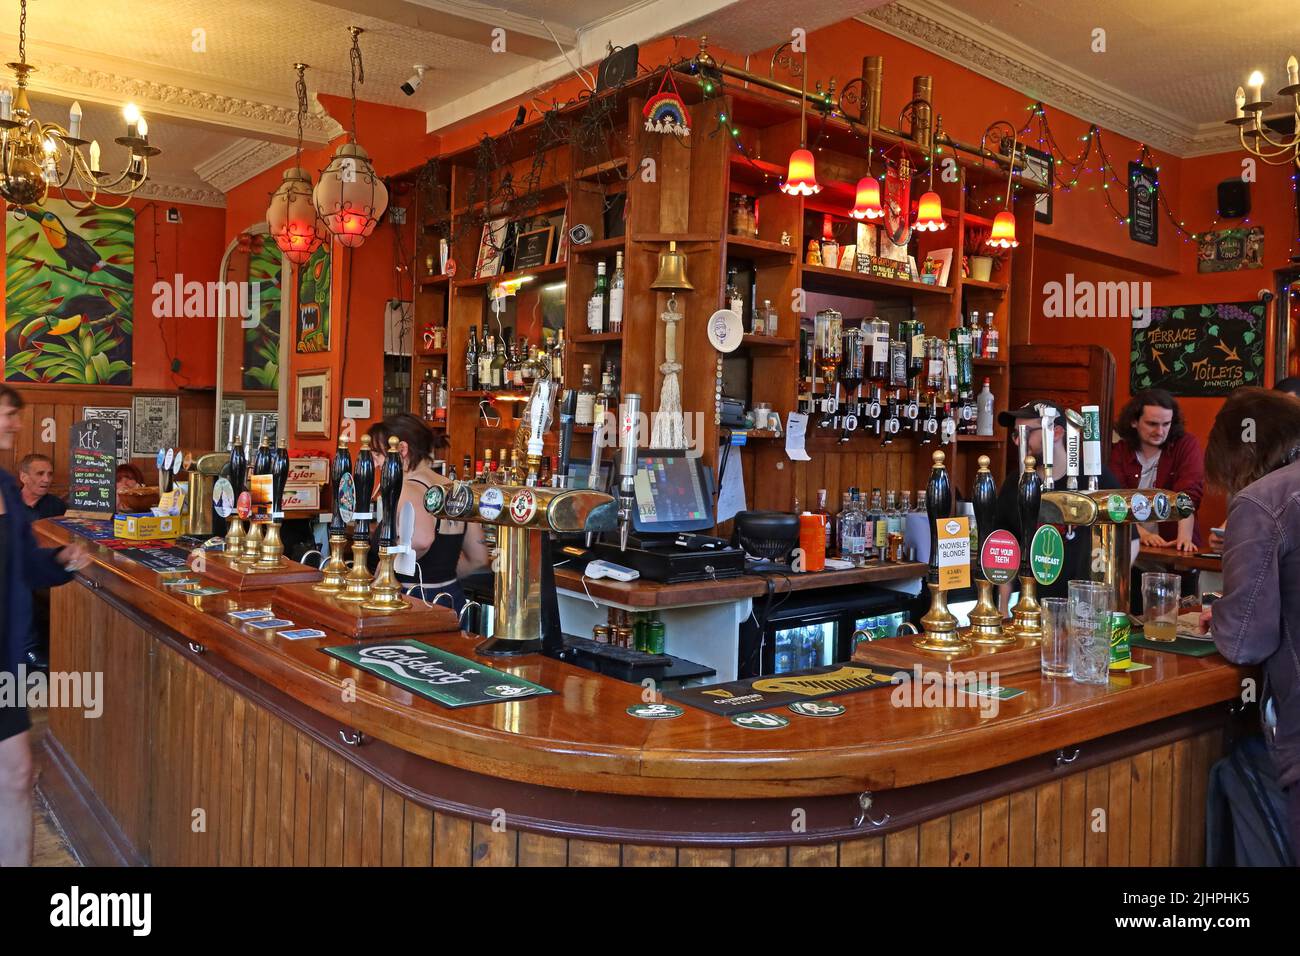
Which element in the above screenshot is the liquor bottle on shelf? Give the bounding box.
[726,267,744,325]
[509,450,522,485]
[985,311,999,359]
[901,490,913,515]
[462,456,472,480]
[419,368,436,420]
[478,334,494,390]
[889,336,908,390]
[968,308,984,359]
[840,488,867,568]
[925,337,945,396]
[941,401,957,445]
[551,329,565,381]
[945,339,959,404]
[867,316,890,384]
[482,449,495,483]
[601,359,618,404]
[609,252,625,333]
[465,326,480,390]
[904,319,925,381]
[575,364,596,426]
[869,488,886,560]
[490,334,507,389]
[976,378,995,436]
[594,379,610,434]
[588,262,608,333]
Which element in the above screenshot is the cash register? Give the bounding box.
[586,448,746,583]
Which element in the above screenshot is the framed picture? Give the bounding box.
[1022,145,1053,224]
[294,368,331,437]
[475,218,509,278]
[130,395,179,459]
[296,243,331,353]
[513,224,555,271]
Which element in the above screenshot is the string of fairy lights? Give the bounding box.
[683,51,1296,254]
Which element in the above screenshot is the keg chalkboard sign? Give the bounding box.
[1128,162,1158,246]
[67,419,118,518]
[1130,300,1267,397]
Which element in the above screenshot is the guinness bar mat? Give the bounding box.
[667,663,909,717]
[322,639,553,708]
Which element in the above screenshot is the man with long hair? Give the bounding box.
[1110,388,1204,553]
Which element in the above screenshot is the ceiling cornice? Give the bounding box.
[194,139,297,195]
[860,0,1241,158]
[0,34,343,145]
[131,176,227,209]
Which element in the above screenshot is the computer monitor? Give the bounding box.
[631,449,714,534]
[566,460,611,492]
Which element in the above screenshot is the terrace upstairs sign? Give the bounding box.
[1130,300,1267,397]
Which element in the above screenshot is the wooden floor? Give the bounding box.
[28,709,80,867]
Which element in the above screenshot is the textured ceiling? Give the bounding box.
[930,0,1300,128]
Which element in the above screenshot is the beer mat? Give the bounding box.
[1130,635,1220,657]
[51,516,116,540]
[322,639,553,708]
[666,662,910,717]
[112,545,196,573]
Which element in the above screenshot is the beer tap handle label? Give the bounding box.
[336,472,356,524]
[1030,525,1064,586]
[1107,494,1129,522]
[936,517,972,590]
[423,484,446,515]
[980,530,1020,585]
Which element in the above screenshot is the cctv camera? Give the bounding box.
[400,65,427,97]
[1259,288,1275,303]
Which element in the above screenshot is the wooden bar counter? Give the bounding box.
[34,520,1247,867]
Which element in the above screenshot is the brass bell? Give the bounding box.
[651,240,694,291]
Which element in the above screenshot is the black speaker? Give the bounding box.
[596,44,638,92]
[1217,179,1251,218]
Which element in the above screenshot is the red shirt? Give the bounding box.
[1108,432,1205,545]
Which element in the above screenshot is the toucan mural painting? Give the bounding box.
[4,200,134,385]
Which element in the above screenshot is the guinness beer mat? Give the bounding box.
[52,516,116,539]
[666,663,909,717]
[322,639,553,708]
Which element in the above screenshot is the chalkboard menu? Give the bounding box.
[1130,300,1267,397]
[68,419,118,518]
[1128,162,1158,246]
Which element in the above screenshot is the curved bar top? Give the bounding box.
[37,521,1246,800]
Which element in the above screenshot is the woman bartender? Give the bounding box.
[1202,387,1300,855]
[367,413,488,612]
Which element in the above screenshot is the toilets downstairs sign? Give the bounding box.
[322,640,552,708]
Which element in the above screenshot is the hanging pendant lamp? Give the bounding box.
[313,27,388,248]
[986,134,1020,248]
[268,64,327,264]
[849,127,883,220]
[780,48,820,196]
[912,116,947,232]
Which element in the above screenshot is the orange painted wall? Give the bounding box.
[223,94,436,449]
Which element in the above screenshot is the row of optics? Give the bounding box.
[267,28,389,264]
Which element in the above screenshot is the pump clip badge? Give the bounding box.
[510,489,537,525]
[423,484,446,515]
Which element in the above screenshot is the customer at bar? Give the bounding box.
[1202,386,1300,855]
[993,400,1124,606]
[0,384,90,866]
[367,413,488,613]
[1109,388,1203,553]
[17,454,66,520]
[16,454,65,672]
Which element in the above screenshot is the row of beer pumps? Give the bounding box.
[220,413,291,569]
[909,402,1194,654]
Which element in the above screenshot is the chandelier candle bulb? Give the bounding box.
[1248,70,1264,104]
[1234,87,1246,118]
[137,116,148,142]
[88,139,100,173]
[123,101,140,138]
[0,87,10,121]
[68,101,81,140]
[1289,55,1299,87]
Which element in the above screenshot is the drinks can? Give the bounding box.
[799,513,826,571]
[1105,611,1132,670]
[646,620,666,655]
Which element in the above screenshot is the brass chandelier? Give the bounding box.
[1227,56,1300,168]
[0,0,159,209]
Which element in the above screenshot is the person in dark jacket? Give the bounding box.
[0,384,89,866]
[1202,387,1300,858]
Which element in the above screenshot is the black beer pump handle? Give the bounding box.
[330,436,351,533]
[228,442,246,500]
[378,436,402,548]
[972,454,997,553]
[1017,454,1042,577]
[353,435,375,541]
[926,449,951,585]
[556,389,577,487]
[271,439,289,518]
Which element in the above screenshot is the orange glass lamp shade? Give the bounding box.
[779,147,821,196]
[313,143,389,248]
[848,175,884,220]
[987,209,1019,248]
[913,190,947,231]
[267,168,326,265]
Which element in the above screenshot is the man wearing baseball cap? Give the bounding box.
[992,400,1126,608]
